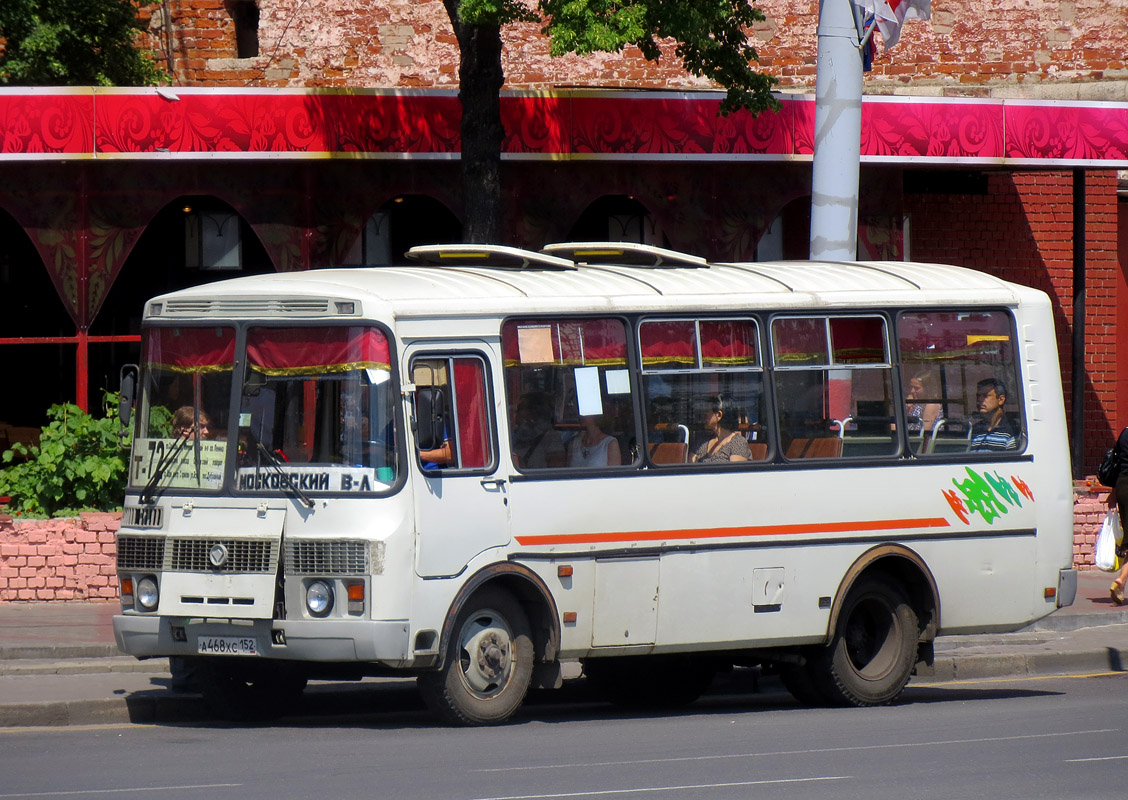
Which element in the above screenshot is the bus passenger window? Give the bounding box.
[772,315,897,459]
[502,318,636,471]
[411,355,493,471]
[898,311,1024,456]
[638,318,767,466]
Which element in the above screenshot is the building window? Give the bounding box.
[226,0,259,59]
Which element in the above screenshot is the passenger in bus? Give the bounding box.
[905,373,942,436]
[511,392,565,468]
[569,415,621,467]
[969,378,1019,452]
[692,394,752,463]
[173,406,213,440]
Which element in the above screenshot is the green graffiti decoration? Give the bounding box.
[943,467,1033,525]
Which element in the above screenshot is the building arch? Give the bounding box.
[0,208,76,430]
[567,195,668,248]
[340,195,462,266]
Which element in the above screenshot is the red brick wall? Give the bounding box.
[140,0,1128,95]
[0,513,120,602]
[906,170,1122,472]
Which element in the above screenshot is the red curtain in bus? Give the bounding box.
[771,318,829,366]
[143,326,235,373]
[829,317,886,364]
[454,358,488,468]
[639,321,695,367]
[700,320,758,367]
[247,327,391,375]
[502,319,627,366]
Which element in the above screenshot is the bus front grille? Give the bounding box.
[116,535,165,570]
[285,540,370,575]
[169,538,278,573]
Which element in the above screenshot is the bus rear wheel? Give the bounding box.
[418,588,534,726]
[812,574,918,707]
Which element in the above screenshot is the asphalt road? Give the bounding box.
[1,671,1125,800]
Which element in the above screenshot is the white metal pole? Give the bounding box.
[810,0,864,261]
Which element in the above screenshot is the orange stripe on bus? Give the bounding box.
[514,517,951,547]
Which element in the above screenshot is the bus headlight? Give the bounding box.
[306,580,334,617]
[136,576,159,611]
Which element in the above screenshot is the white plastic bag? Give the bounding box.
[1095,510,1123,572]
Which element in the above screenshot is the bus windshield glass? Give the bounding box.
[128,325,235,494]
[235,326,397,495]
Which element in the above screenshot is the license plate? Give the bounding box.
[197,636,258,656]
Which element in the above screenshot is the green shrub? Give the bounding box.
[0,396,128,517]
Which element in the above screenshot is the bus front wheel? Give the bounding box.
[812,574,919,707]
[418,587,534,726]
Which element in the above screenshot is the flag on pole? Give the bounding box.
[853,0,931,50]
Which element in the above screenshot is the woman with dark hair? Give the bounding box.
[692,394,752,464]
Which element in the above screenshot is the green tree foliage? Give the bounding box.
[0,0,166,86]
[444,0,778,241]
[0,398,129,517]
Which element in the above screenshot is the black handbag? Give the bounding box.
[1099,441,1123,488]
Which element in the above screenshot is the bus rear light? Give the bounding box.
[347,582,364,614]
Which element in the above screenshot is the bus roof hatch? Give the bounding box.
[541,242,709,269]
[406,244,576,271]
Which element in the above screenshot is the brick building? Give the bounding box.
[0,0,1125,474]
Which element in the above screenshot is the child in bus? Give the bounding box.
[173,406,213,440]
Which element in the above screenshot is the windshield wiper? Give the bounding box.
[140,431,192,504]
[255,442,315,509]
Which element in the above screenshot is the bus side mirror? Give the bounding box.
[118,365,138,427]
[415,387,447,450]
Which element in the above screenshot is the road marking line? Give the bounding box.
[0,784,241,798]
[1066,756,1128,763]
[465,776,850,800]
[473,729,1116,773]
[921,671,1127,686]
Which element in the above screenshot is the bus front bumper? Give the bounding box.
[113,613,413,666]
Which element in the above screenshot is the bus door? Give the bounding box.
[406,347,510,578]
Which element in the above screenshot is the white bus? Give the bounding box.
[113,242,1077,725]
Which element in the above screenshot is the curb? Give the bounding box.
[0,649,1121,729]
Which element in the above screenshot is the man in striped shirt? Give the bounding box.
[969,378,1020,452]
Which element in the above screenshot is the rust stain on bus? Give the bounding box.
[514,517,952,546]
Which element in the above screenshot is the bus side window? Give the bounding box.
[411,355,494,471]
[502,318,636,471]
[897,310,1024,456]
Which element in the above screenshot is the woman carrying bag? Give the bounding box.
[1106,424,1128,604]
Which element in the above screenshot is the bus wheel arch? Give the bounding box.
[827,544,940,647]
[420,563,560,725]
[808,545,940,707]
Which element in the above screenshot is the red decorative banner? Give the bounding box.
[0,88,1126,166]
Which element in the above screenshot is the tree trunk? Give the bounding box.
[444,2,505,244]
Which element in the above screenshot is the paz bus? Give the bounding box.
[112,242,1076,725]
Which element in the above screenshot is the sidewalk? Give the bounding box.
[0,570,1124,727]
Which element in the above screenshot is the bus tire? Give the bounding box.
[812,574,919,707]
[198,659,308,722]
[418,587,534,726]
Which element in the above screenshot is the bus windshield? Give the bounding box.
[129,325,235,494]
[235,326,397,495]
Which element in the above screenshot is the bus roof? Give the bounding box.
[144,251,1037,324]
